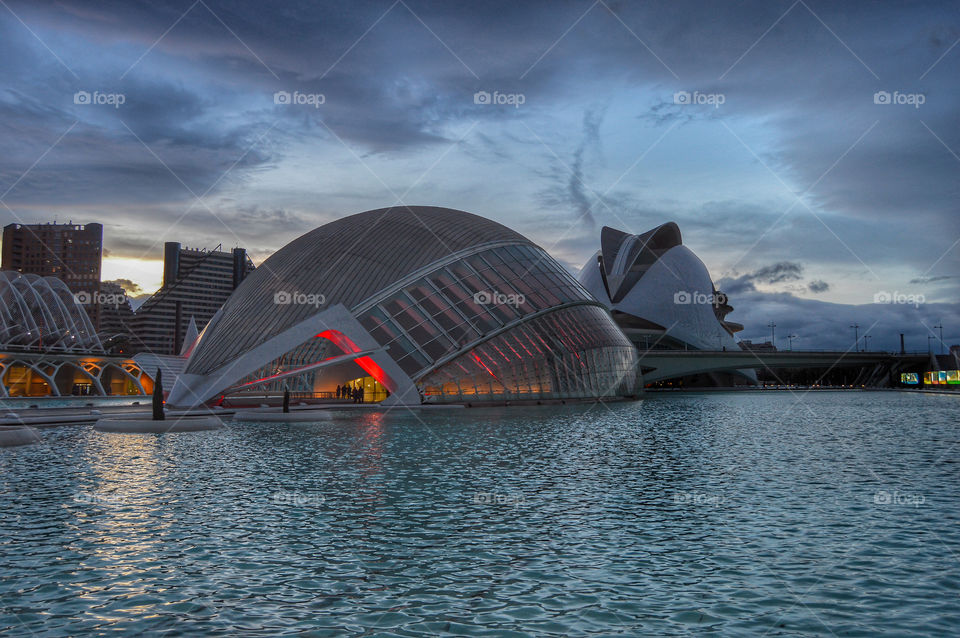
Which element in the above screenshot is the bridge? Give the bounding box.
[637,350,931,384]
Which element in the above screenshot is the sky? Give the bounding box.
[0,0,956,352]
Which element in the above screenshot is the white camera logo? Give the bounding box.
[874,290,924,307]
[473,290,524,307]
[73,291,91,304]
[674,90,724,107]
[874,90,925,108]
[273,91,324,108]
[474,90,525,108]
[73,90,125,108]
[274,290,325,308]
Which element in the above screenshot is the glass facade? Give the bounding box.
[350,243,638,401]
[232,337,332,393]
[174,207,643,406]
[356,243,596,378]
[420,305,637,402]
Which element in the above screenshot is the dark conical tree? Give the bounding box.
[152,368,165,421]
[282,389,290,413]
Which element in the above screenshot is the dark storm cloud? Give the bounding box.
[729,290,959,353]
[808,279,830,293]
[103,278,143,295]
[719,262,805,294]
[98,234,167,260]
[0,0,957,333]
[910,275,956,284]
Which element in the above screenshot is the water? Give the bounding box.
[1,391,958,636]
[0,396,145,410]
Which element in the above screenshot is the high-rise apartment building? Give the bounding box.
[1,221,103,325]
[98,281,136,351]
[130,243,255,354]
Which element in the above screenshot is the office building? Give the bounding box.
[1,221,102,326]
[130,243,255,355]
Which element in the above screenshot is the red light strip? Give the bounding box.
[314,329,396,392]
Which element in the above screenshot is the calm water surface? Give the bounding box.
[1,391,958,636]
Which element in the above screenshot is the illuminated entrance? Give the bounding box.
[342,376,389,403]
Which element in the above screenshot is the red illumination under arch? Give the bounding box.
[315,329,395,392]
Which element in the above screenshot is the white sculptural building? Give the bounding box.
[168,207,640,407]
[577,223,745,352]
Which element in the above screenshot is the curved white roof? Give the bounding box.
[0,272,102,352]
[579,224,740,351]
[186,206,536,375]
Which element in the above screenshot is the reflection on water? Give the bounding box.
[1,392,959,636]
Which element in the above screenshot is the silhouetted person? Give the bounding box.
[335,385,341,399]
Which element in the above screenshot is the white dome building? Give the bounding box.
[578,223,744,353]
[169,206,639,407]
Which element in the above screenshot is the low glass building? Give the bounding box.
[169,206,639,406]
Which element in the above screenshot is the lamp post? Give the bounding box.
[768,322,777,349]
[788,334,798,351]
[864,335,872,351]
[933,322,944,354]
[850,323,860,351]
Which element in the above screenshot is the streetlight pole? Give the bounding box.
[788,334,797,351]
[864,335,872,351]
[768,322,776,349]
[850,323,860,351]
[933,322,944,354]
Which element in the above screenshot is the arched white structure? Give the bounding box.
[0,272,102,352]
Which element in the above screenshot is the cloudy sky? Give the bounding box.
[0,0,956,351]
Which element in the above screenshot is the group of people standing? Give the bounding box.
[335,384,364,403]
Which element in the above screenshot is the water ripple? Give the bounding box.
[1,392,958,635]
